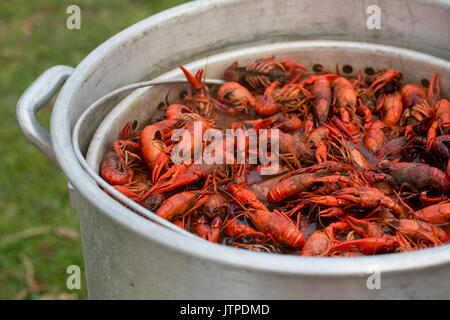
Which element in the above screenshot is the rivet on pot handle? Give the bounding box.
[16,65,74,166]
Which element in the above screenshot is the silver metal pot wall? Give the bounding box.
[17,0,450,299]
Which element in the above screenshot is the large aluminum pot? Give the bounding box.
[16,0,450,299]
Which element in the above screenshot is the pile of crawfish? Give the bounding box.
[100,56,450,256]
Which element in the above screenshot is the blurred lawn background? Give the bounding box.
[0,0,190,299]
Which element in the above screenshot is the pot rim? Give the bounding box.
[51,0,450,276]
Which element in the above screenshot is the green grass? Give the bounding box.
[0,0,190,299]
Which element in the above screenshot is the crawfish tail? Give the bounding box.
[248,210,305,249]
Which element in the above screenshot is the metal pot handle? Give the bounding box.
[16,65,74,166]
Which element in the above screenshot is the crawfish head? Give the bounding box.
[202,194,230,219]
[369,69,401,94]
[413,200,450,224]
[217,81,256,111]
[333,186,393,208]
[332,77,357,109]
[267,173,318,204]
[229,184,269,211]
[300,230,330,256]
[401,84,426,109]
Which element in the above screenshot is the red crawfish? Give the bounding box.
[400,84,433,136]
[189,193,231,243]
[184,193,230,219]
[401,84,427,109]
[330,218,442,254]
[179,65,207,97]
[310,186,406,218]
[149,162,228,194]
[228,184,269,211]
[156,191,228,221]
[252,113,303,135]
[267,162,356,203]
[179,66,236,117]
[364,121,387,153]
[246,210,305,249]
[328,217,400,255]
[389,219,449,245]
[312,74,338,122]
[166,104,205,121]
[369,69,401,93]
[306,125,342,163]
[276,131,315,165]
[100,150,133,185]
[427,98,450,150]
[253,81,283,116]
[111,185,143,204]
[376,91,403,128]
[301,221,350,256]
[331,136,369,169]
[330,235,398,255]
[332,77,359,137]
[268,113,303,133]
[412,200,450,224]
[356,101,373,129]
[117,121,139,141]
[223,218,265,239]
[300,230,330,256]
[303,112,315,137]
[228,186,305,248]
[140,119,180,181]
[151,120,213,183]
[248,175,285,202]
[271,83,312,110]
[333,76,357,109]
[374,136,409,160]
[217,81,256,113]
[112,139,141,166]
[345,216,390,238]
[427,135,450,159]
